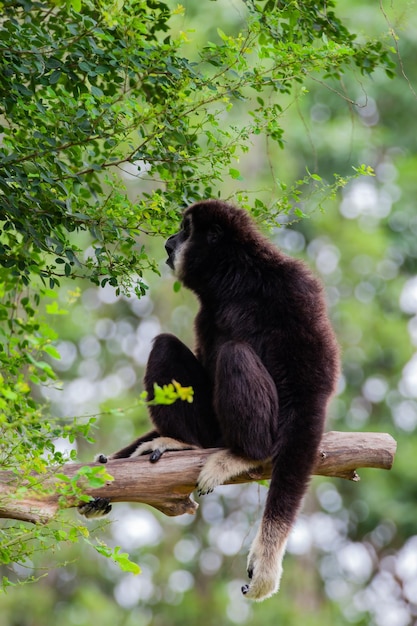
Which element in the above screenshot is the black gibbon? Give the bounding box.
[80,200,340,601]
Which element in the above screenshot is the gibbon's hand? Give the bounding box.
[78,496,112,519]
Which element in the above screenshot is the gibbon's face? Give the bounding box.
[165,207,224,273]
[165,203,228,290]
[164,213,191,273]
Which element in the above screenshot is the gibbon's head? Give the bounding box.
[164,200,271,295]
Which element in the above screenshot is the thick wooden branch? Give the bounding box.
[0,431,396,525]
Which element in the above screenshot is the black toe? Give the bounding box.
[150,449,162,463]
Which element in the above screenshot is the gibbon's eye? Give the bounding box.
[182,216,191,233]
[207,223,223,245]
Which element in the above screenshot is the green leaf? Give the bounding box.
[229,167,242,180]
[90,85,104,98]
[70,0,82,11]
[43,345,61,360]
[46,301,68,315]
[49,70,62,84]
[111,547,141,574]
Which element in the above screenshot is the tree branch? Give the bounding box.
[0,431,397,525]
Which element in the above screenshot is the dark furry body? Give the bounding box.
[103,200,340,598]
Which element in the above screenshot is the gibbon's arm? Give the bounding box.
[0,432,397,524]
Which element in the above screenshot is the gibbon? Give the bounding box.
[80,200,340,601]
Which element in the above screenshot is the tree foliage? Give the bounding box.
[0,0,400,598]
[1,0,395,289]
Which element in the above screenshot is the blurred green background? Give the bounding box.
[2,0,417,624]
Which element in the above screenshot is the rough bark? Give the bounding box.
[0,431,397,525]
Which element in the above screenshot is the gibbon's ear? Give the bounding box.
[207,223,223,245]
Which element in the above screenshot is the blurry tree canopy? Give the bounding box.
[0,0,410,613]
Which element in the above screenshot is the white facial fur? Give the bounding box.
[171,238,187,279]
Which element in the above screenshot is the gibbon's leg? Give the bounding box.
[209,340,279,460]
[140,333,221,459]
[107,334,220,463]
[197,341,324,601]
[79,334,219,518]
[197,341,278,492]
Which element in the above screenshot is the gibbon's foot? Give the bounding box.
[95,453,108,464]
[240,523,287,601]
[78,496,112,519]
[241,557,282,601]
[196,449,258,496]
[129,436,198,463]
